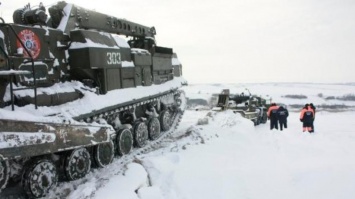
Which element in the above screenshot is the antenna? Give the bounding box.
[245,88,251,96]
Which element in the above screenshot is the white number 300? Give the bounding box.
[107,52,121,65]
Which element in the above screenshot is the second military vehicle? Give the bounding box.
[213,89,268,125]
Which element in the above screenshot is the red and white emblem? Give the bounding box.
[16,29,41,59]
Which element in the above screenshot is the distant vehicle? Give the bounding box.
[212,89,268,125]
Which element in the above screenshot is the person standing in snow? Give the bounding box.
[277,105,289,131]
[310,103,316,132]
[300,104,315,133]
[267,103,279,130]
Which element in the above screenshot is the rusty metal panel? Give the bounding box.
[0,119,112,160]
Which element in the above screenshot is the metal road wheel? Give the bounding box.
[64,148,91,181]
[93,140,115,168]
[0,156,9,191]
[256,119,260,125]
[160,110,171,131]
[116,128,133,156]
[261,112,268,124]
[22,159,58,198]
[133,122,149,148]
[148,117,161,140]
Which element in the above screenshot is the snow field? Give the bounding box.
[45,107,355,199]
[91,109,355,199]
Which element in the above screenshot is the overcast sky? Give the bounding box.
[1,0,355,84]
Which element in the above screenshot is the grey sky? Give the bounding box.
[1,0,354,83]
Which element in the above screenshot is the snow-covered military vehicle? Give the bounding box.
[213,89,268,125]
[0,2,186,198]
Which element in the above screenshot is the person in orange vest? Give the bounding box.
[267,103,279,130]
[300,104,315,133]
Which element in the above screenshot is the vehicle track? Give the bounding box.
[0,111,183,199]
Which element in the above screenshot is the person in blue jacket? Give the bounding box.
[277,105,289,131]
[309,103,316,132]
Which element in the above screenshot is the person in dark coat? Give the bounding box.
[300,104,315,133]
[277,105,289,131]
[267,103,279,130]
[309,103,316,132]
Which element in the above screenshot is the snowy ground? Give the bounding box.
[42,83,355,199]
[57,109,355,199]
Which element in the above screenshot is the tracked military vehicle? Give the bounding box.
[0,2,186,198]
[213,89,268,125]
